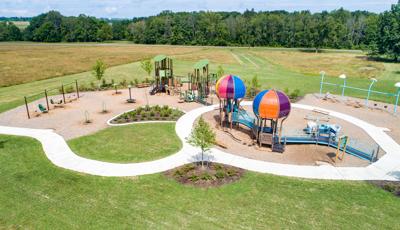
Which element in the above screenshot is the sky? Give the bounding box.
[0,0,398,18]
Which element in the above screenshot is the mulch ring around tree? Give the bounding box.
[369,181,400,197]
[164,162,245,188]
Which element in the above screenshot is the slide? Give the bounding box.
[150,86,161,95]
[232,109,272,133]
[282,136,374,161]
[232,109,373,162]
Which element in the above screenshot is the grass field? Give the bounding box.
[0,42,201,87]
[0,43,399,114]
[68,123,181,163]
[10,21,29,30]
[1,134,400,228]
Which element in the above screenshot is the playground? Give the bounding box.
[0,54,398,168]
[1,51,400,228]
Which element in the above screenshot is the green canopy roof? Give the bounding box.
[154,55,167,62]
[193,59,209,69]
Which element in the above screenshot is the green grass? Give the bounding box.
[68,123,181,163]
[0,44,399,114]
[1,134,400,228]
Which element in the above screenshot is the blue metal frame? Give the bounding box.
[319,72,399,114]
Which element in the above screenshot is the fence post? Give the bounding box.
[24,96,30,119]
[75,80,80,98]
[61,84,66,104]
[319,71,325,95]
[44,89,50,111]
[365,78,377,107]
[339,74,347,97]
[395,90,400,114]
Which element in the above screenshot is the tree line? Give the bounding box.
[0,2,399,60]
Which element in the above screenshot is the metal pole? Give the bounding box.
[395,90,400,114]
[61,84,66,104]
[44,89,50,111]
[342,78,346,97]
[24,96,30,119]
[365,79,376,106]
[129,87,132,100]
[319,71,325,95]
[75,80,80,98]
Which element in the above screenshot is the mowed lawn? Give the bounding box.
[68,123,182,163]
[1,134,400,229]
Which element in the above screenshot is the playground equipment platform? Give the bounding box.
[232,109,378,162]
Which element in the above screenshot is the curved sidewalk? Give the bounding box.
[1,102,400,180]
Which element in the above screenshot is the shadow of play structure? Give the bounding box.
[216,75,379,162]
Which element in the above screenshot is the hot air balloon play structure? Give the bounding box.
[215,74,378,159]
[216,75,246,129]
[216,75,291,152]
[252,89,291,152]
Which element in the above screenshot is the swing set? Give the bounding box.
[23,80,80,119]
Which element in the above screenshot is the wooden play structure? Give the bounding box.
[151,55,174,95]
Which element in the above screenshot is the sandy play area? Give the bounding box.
[301,94,400,143]
[0,87,202,140]
[202,106,374,167]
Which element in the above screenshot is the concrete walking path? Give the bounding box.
[1,102,400,180]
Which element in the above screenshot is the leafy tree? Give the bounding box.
[92,59,106,84]
[376,2,400,61]
[0,22,22,41]
[216,65,224,78]
[250,74,261,96]
[97,23,113,41]
[187,116,216,168]
[1,9,391,53]
[140,59,153,77]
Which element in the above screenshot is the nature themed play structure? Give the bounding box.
[150,55,173,95]
[216,74,379,162]
[150,55,216,103]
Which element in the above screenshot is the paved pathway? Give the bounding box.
[1,102,400,180]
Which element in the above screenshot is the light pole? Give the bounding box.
[366,78,378,106]
[339,74,346,97]
[127,85,135,103]
[395,82,400,114]
[319,71,326,95]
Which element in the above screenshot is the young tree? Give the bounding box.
[187,117,216,168]
[250,74,261,97]
[140,59,153,77]
[92,59,106,85]
[216,65,224,78]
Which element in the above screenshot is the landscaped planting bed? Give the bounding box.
[165,162,245,188]
[110,105,184,124]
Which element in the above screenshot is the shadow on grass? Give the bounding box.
[358,55,400,64]
[0,140,6,148]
